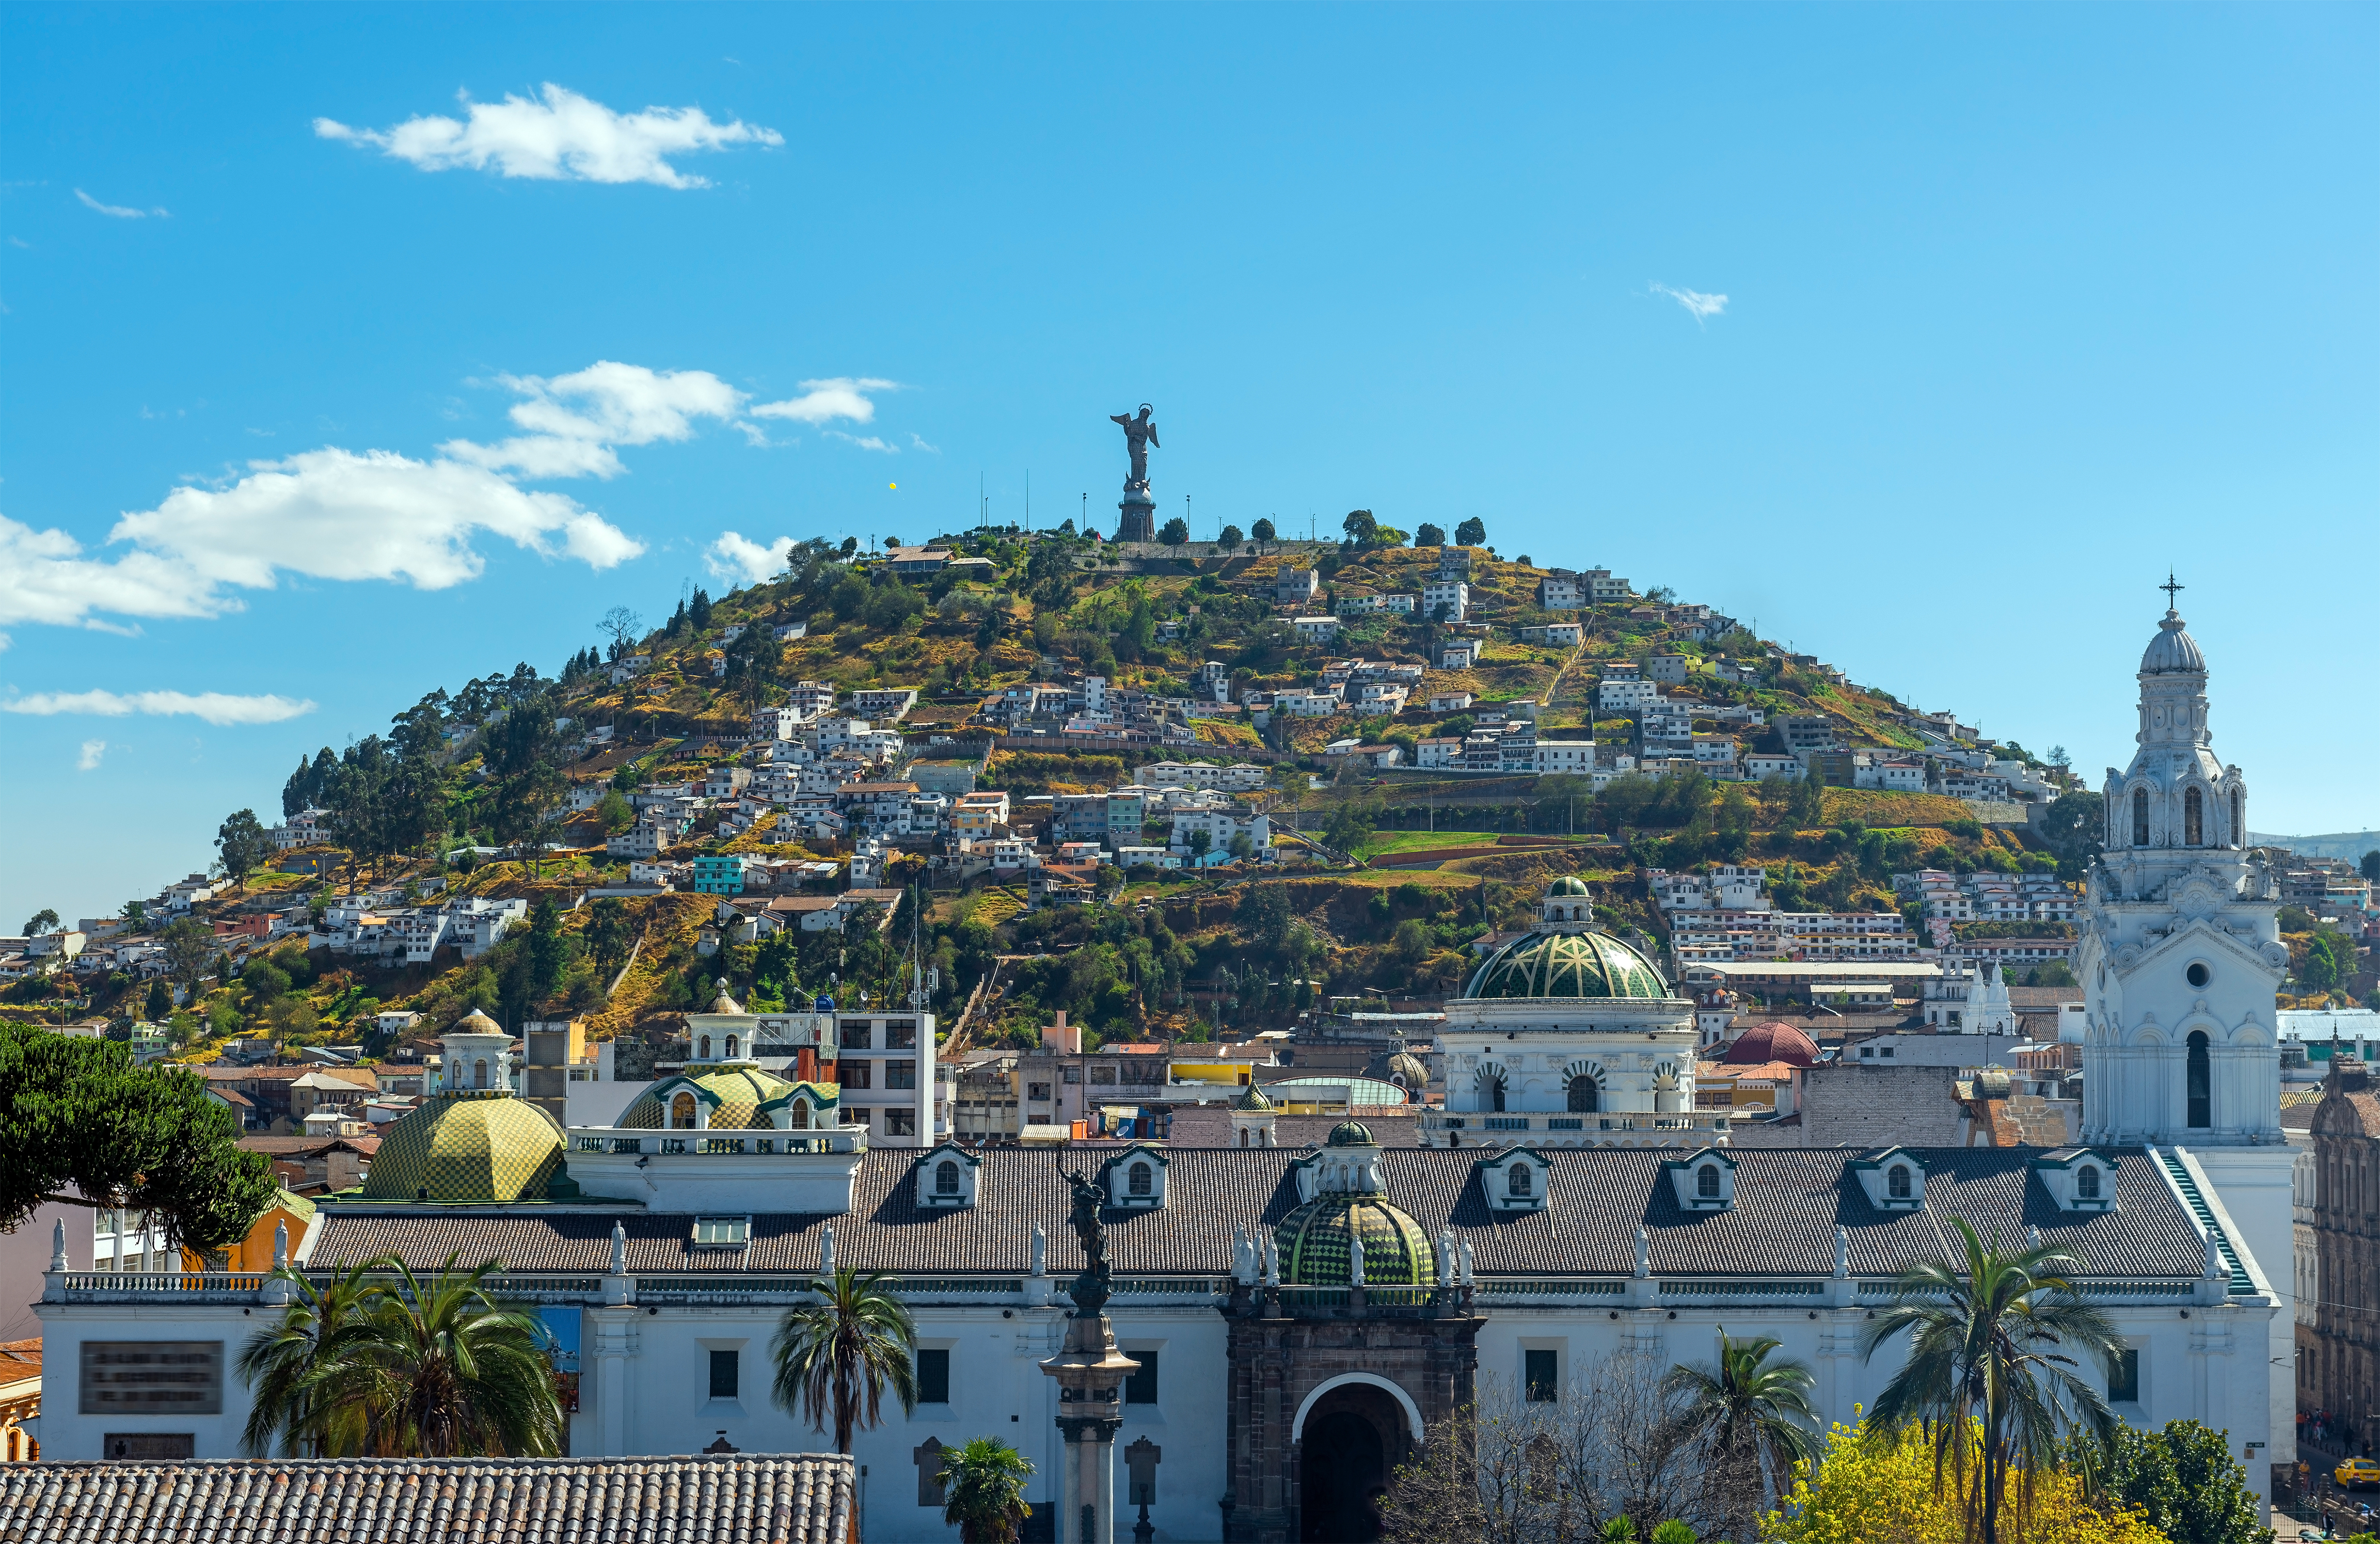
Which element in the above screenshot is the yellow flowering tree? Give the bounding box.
[1763,1419,2171,1544]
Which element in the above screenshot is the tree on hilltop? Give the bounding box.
[22,908,59,938]
[217,809,272,890]
[1250,517,1276,542]
[1453,516,1486,547]
[1158,516,1189,546]
[599,605,642,661]
[1414,522,1446,547]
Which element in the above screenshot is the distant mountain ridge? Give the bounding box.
[2249,830,2380,861]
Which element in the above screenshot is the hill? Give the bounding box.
[5,522,2121,1072]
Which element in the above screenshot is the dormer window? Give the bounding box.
[671,1092,698,1129]
[936,1159,961,1196]
[1509,1166,1533,1198]
[1129,1162,1154,1197]
[691,1216,749,1248]
[1107,1145,1169,1209]
[1887,1165,1912,1200]
[1697,1165,1720,1199]
[916,1143,981,1208]
[1852,1148,1926,1212]
[2076,1164,2100,1200]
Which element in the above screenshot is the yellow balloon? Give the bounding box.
[888,482,897,491]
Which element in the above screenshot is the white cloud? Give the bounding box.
[315,84,782,189]
[1650,282,1728,323]
[6,689,318,726]
[78,739,106,770]
[823,432,896,453]
[705,531,795,586]
[76,189,168,219]
[909,433,941,455]
[750,377,897,427]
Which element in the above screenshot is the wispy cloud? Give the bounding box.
[909,433,941,455]
[4,689,318,725]
[76,189,168,219]
[1650,282,1727,324]
[77,739,106,771]
[824,431,896,453]
[704,531,795,587]
[750,378,899,427]
[315,84,782,189]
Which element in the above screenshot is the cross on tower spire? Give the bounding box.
[2159,571,2185,609]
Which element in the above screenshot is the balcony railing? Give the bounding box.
[1422,1112,1731,1134]
[568,1125,867,1156]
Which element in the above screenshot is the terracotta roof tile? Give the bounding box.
[0,1455,852,1544]
[315,1145,2212,1283]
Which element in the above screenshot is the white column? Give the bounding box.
[1096,1433,1118,1544]
[1059,1436,1081,1544]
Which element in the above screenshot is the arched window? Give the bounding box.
[1696,1165,1720,1198]
[2077,1164,2100,1200]
[936,1159,960,1195]
[1887,1165,1912,1200]
[2230,787,2242,847]
[2186,1031,2211,1128]
[1128,1162,1153,1196]
[2184,787,2203,847]
[1479,1069,1507,1113]
[1238,1128,1250,1148]
[790,1099,810,1129]
[699,1035,712,1060]
[2132,788,2150,847]
[1508,1165,1533,1197]
[725,1035,739,1059]
[671,1092,697,1129]
[1566,1075,1600,1113]
[474,1058,489,1089]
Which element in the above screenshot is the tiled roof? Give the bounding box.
[239,1135,382,1156]
[316,1145,2213,1283]
[2,1455,852,1544]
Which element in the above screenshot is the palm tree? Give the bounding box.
[1860,1218,2122,1544]
[771,1266,919,1452]
[1663,1328,1820,1529]
[234,1258,384,1457]
[939,1436,1035,1543]
[307,1255,563,1458]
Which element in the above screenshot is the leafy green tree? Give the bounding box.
[1250,517,1276,542]
[1217,523,1244,550]
[22,908,59,937]
[1157,516,1189,545]
[771,1266,919,1452]
[123,899,148,932]
[1324,795,1384,856]
[0,1022,277,1251]
[160,917,217,1000]
[2037,791,2107,879]
[527,899,570,1004]
[1414,521,1447,547]
[938,1436,1035,1544]
[2362,849,2380,883]
[216,808,273,890]
[595,789,635,833]
[143,979,174,1020]
[584,898,633,977]
[1648,1524,1697,1544]
[1454,516,1486,546]
[2066,1417,2269,1544]
[1342,509,1380,547]
[276,1254,564,1457]
[1662,1331,1820,1532]
[1861,1219,2123,1544]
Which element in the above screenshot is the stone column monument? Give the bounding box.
[1040,1166,1140,1544]
[1109,405,1159,544]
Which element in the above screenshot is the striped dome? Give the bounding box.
[360,1091,564,1203]
[1275,1195,1438,1287]
[618,1065,810,1130]
[1464,929,1668,1000]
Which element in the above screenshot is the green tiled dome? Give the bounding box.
[1464,929,1668,1000]
[361,1091,564,1203]
[619,1066,808,1130]
[1275,1195,1438,1287]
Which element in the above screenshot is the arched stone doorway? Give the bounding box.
[1298,1382,1411,1543]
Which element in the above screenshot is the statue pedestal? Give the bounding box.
[1115,488,1156,544]
[1041,1311,1140,1544]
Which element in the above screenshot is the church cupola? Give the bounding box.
[2100,582,2249,860]
[1539,876,1595,934]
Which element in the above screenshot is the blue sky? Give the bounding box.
[3,4,2374,929]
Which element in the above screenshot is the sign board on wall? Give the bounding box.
[79,1342,224,1415]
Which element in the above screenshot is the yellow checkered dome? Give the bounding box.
[360,1090,564,1203]
[617,1066,814,1131]
[1274,1194,1439,1287]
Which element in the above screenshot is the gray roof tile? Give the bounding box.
[315,1145,2210,1283]
[1,1455,853,1544]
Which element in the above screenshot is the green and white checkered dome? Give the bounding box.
[1274,1194,1439,1287]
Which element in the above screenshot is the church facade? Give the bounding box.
[2078,595,2297,1484]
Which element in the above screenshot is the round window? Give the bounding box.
[2186,962,2211,989]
